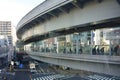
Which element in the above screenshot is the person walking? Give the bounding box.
[117,45,120,56]
[114,45,119,55]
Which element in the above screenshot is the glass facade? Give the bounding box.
[25,27,120,56]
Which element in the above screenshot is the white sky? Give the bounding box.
[0,0,45,26]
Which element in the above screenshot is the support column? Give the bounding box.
[76,34,79,54]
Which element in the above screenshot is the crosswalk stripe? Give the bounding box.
[32,74,65,80]
[46,76,52,80]
[39,77,42,80]
[87,74,115,80]
[41,77,45,80]
[44,76,50,80]
[40,67,45,73]
[33,78,36,80]
[48,76,53,80]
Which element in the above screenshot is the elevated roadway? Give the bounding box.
[16,0,120,76]
[16,0,120,43]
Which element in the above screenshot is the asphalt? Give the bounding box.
[0,61,120,80]
[13,71,30,80]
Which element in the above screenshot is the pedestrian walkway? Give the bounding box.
[31,73,65,80]
[87,74,120,80]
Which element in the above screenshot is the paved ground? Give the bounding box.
[13,71,30,80]
[85,74,120,80]
[0,61,120,80]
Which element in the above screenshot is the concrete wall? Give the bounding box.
[29,52,120,76]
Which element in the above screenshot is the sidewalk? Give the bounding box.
[0,69,15,80]
[49,65,93,76]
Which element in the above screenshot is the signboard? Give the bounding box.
[106,29,120,40]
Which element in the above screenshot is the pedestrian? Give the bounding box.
[96,46,100,55]
[79,48,82,54]
[114,45,119,55]
[63,48,66,53]
[92,46,97,55]
[70,48,72,53]
[111,47,114,55]
[74,48,76,53]
[100,47,104,55]
[117,45,120,56]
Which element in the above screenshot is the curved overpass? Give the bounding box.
[17,0,120,43]
[16,0,120,76]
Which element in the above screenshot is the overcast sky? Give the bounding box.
[0,0,45,26]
